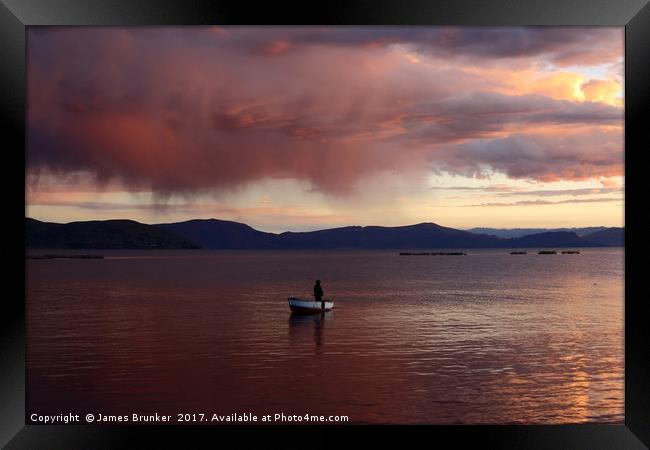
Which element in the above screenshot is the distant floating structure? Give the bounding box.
[538,250,557,255]
[561,250,580,254]
[27,254,104,260]
[399,252,467,256]
[510,251,527,255]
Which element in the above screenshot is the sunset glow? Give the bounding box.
[26,26,624,231]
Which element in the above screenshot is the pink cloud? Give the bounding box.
[27,27,624,198]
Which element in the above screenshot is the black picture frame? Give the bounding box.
[2,0,649,448]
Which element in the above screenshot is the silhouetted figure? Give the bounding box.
[314,279,324,309]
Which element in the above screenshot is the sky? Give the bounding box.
[25,26,624,232]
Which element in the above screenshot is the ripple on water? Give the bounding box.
[27,248,623,424]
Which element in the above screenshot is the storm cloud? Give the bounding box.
[26,26,623,197]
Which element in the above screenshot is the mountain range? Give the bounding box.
[26,218,200,250]
[467,226,611,238]
[26,218,624,250]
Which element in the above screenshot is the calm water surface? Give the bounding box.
[27,248,624,424]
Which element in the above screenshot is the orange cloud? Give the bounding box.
[27,27,624,199]
[475,68,623,106]
[526,72,586,102]
[581,79,623,106]
[600,177,622,188]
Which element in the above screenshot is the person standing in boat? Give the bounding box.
[314,280,324,309]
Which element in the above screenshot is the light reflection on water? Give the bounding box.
[27,248,623,424]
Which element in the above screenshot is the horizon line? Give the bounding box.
[25,216,624,235]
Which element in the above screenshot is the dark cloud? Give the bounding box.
[464,198,622,207]
[394,92,621,148]
[27,27,624,196]
[436,129,623,182]
[206,26,622,66]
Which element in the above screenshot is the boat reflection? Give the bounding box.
[288,311,331,352]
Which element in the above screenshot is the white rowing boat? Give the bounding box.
[288,297,334,314]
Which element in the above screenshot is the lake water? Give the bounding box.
[26,248,624,424]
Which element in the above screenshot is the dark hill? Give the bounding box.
[26,218,607,250]
[582,227,624,246]
[468,226,608,238]
[155,219,278,249]
[504,231,598,248]
[276,222,505,249]
[26,218,200,249]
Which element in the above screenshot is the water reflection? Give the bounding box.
[27,248,623,424]
[288,312,331,352]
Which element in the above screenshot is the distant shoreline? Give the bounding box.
[26,217,624,250]
[26,246,624,254]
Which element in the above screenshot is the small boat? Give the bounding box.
[288,297,334,314]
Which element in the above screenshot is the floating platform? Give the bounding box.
[399,252,467,256]
[27,254,104,260]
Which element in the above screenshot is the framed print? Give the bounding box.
[2,0,649,448]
